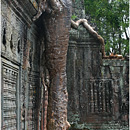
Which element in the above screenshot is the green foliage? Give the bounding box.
[84,0,129,56]
[71,14,77,20]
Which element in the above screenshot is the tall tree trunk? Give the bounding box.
[33,0,72,129]
[33,1,72,129]
[43,5,71,128]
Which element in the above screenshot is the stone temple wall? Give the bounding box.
[1,0,45,129]
[67,24,129,130]
[67,25,102,119]
[67,0,129,129]
[101,59,129,121]
[67,25,111,127]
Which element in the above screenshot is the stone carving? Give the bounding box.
[2,62,18,130]
[88,80,112,114]
[112,80,120,120]
[26,72,41,130]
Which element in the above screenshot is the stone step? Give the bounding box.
[82,122,129,130]
[69,122,129,130]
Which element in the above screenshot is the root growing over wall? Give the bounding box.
[71,19,106,57]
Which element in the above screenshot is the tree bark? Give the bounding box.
[34,0,72,129]
[43,5,71,128]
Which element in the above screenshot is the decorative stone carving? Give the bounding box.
[2,62,19,130]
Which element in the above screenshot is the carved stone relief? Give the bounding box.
[1,61,19,130]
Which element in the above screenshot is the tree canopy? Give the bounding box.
[84,0,129,56]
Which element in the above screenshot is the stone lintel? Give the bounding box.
[103,59,129,67]
[5,0,38,26]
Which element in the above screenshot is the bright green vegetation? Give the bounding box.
[84,0,129,56]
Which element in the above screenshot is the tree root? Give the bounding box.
[41,74,49,130]
[71,19,106,57]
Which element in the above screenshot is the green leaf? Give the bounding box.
[84,0,129,55]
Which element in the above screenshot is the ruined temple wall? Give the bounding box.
[67,25,103,122]
[67,26,129,129]
[22,25,42,130]
[102,59,129,96]
[67,1,129,128]
[1,0,43,129]
[101,59,129,121]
